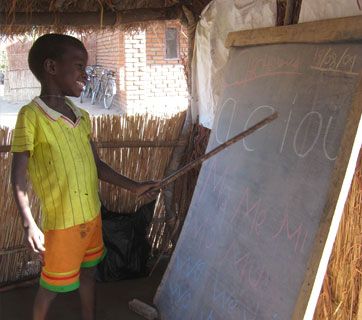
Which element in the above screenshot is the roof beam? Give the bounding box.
[0,5,182,28]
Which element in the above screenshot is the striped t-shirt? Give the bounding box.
[11,97,101,231]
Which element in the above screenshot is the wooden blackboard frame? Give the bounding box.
[225,15,362,48]
[223,15,362,319]
[153,16,362,320]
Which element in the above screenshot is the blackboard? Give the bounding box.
[154,19,362,320]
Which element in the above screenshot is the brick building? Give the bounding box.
[4,20,189,114]
[91,19,189,113]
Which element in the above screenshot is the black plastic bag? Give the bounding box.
[96,201,155,282]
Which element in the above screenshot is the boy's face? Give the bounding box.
[47,46,88,97]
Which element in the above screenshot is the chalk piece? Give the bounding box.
[129,299,158,320]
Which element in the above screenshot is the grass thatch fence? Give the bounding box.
[0,126,42,286]
[0,111,186,287]
[314,149,362,319]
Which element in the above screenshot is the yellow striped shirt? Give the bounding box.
[11,97,101,231]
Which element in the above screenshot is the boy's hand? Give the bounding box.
[134,180,161,199]
[25,223,45,254]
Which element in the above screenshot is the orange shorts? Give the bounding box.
[40,214,106,293]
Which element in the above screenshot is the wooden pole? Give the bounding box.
[160,112,278,188]
[0,139,187,153]
[284,0,296,25]
[225,15,362,48]
[0,5,182,27]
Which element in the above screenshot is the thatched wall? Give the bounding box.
[5,40,41,101]
[0,111,186,287]
[314,149,362,320]
[0,127,41,286]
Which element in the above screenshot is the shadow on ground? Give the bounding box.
[0,257,169,320]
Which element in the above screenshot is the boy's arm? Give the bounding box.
[90,140,160,196]
[11,152,45,253]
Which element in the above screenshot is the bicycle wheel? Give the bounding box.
[91,81,100,105]
[80,83,89,103]
[80,89,85,103]
[103,80,116,109]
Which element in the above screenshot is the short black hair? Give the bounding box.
[28,33,87,81]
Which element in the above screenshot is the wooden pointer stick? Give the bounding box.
[138,112,277,275]
[159,112,278,189]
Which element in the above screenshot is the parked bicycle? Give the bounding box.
[91,68,116,109]
[103,71,117,109]
[80,65,116,109]
[80,65,101,103]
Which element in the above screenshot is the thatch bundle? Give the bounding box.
[0,112,186,287]
[92,113,187,255]
[314,150,362,320]
[93,113,186,212]
[167,123,210,247]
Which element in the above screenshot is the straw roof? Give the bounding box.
[0,0,211,36]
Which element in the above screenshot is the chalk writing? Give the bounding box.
[272,207,308,254]
[219,237,271,291]
[214,96,348,161]
[231,186,268,238]
[323,116,338,161]
[224,51,302,89]
[293,111,323,158]
[175,255,206,282]
[243,105,276,152]
[168,281,192,311]
[215,98,237,144]
[212,277,260,320]
[200,309,215,320]
[311,47,358,75]
[279,94,297,153]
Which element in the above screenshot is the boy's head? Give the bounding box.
[28,33,88,97]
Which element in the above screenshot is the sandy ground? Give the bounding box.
[0,83,188,129]
[0,87,122,129]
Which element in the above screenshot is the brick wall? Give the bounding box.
[82,34,96,65]
[124,30,146,111]
[86,20,189,113]
[95,30,123,109]
[146,20,188,65]
[5,41,40,102]
[144,20,189,112]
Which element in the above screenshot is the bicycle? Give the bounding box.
[103,70,116,109]
[80,65,103,103]
[80,66,93,103]
[91,68,116,109]
[90,68,105,105]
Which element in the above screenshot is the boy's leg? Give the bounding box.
[39,226,84,319]
[33,286,57,320]
[79,214,106,320]
[79,266,96,320]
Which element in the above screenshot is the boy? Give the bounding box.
[10,34,159,320]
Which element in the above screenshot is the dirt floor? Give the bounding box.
[0,257,168,320]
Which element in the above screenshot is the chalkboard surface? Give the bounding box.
[154,41,362,320]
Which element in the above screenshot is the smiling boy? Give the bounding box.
[10,34,159,320]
